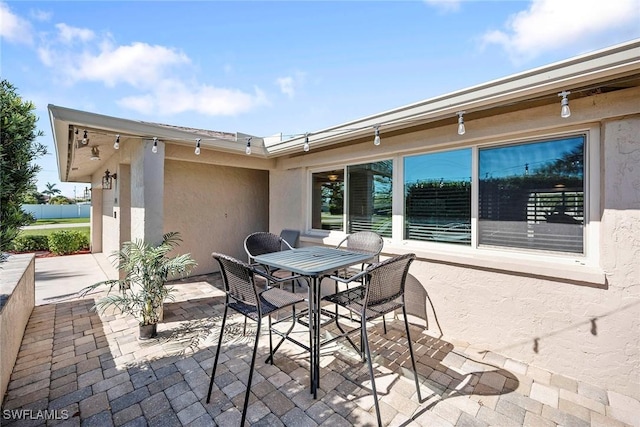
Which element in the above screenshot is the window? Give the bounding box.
[311,161,392,237]
[310,133,586,256]
[404,149,471,244]
[478,136,584,253]
[347,161,392,237]
[311,169,344,231]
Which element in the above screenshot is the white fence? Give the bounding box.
[22,204,90,219]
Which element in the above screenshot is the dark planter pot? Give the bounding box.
[138,323,157,340]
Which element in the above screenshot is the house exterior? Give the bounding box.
[49,40,640,400]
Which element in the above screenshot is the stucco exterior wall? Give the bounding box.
[101,159,120,256]
[269,167,306,235]
[163,159,269,275]
[269,89,640,398]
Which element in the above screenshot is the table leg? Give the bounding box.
[308,276,315,395]
[313,275,320,399]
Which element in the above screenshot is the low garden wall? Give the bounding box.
[0,253,35,405]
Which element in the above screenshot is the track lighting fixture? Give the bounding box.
[195,138,201,155]
[373,126,381,146]
[303,133,310,152]
[82,130,89,145]
[457,112,466,135]
[114,134,120,150]
[152,137,158,154]
[558,91,571,118]
[245,137,252,155]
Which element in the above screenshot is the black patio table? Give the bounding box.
[253,245,374,398]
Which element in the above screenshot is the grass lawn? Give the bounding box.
[34,218,90,225]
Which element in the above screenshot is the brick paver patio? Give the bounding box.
[2,272,638,426]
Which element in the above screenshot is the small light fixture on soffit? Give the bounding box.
[90,146,100,161]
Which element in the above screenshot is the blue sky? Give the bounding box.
[2,0,639,198]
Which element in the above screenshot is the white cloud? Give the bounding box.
[70,41,191,88]
[276,76,295,98]
[4,3,271,118]
[423,0,461,13]
[481,0,640,63]
[0,2,33,45]
[30,8,51,22]
[275,71,306,99]
[55,23,95,44]
[118,79,269,116]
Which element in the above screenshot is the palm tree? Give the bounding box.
[42,182,61,203]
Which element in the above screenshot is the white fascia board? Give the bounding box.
[266,39,640,156]
[48,105,259,179]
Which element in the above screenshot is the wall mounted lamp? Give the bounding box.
[114,134,120,150]
[245,137,252,155]
[102,169,117,190]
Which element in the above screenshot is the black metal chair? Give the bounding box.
[207,253,305,426]
[245,231,304,291]
[333,231,385,326]
[244,231,293,272]
[279,229,300,249]
[323,253,422,427]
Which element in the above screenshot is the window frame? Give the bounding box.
[305,125,601,276]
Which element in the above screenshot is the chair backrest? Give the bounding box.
[244,232,292,261]
[363,253,415,308]
[212,252,259,307]
[279,229,300,249]
[337,231,384,261]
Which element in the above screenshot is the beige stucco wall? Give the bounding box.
[163,159,269,275]
[269,87,640,399]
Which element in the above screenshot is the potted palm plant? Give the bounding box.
[81,232,197,339]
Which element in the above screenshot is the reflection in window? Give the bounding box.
[311,170,344,231]
[404,149,471,244]
[347,161,392,237]
[479,136,584,253]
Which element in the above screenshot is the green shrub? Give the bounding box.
[48,230,89,255]
[12,234,49,252]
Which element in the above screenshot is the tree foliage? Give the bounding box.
[0,80,47,252]
[42,182,61,200]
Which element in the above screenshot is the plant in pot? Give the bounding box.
[81,231,197,339]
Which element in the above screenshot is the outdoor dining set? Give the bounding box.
[206,230,421,426]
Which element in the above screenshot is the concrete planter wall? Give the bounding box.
[0,254,35,405]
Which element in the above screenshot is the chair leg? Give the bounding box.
[402,306,422,402]
[268,315,274,365]
[240,317,261,427]
[361,317,382,427]
[266,307,299,364]
[207,304,229,403]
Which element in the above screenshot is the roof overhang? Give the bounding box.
[266,39,640,156]
[48,105,261,182]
